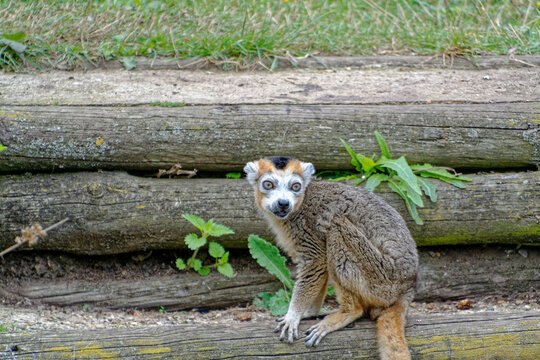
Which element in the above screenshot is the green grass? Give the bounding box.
[1,0,538,71]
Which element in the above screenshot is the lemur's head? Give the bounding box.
[244,156,315,220]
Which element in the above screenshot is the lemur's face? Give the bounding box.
[244,157,315,220]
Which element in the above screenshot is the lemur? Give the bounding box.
[244,156,418,360]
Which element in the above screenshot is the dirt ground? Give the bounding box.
[0,249,538,332]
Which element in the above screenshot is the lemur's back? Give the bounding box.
[286,179,418,297]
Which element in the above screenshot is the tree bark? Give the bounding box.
[0,171,537,254]
[0,102,538,173]
[1,312,538,359]
[1,247,537,309]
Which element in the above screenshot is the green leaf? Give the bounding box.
[389,181,423,225]
[0,144,7,151]
[253,292,272,309]
[270,56,279,71]
[418,177,437,202]
[208,241,225,258]
[184,233,206,250]
[204,218,214,234]
[225,172,242,179]
[404,196,424,225]
[380,157,422,195]
[208,223,235,237]
[3,32,26,42]
[326,286,335,296]
[374,131,391,159]
[340,139,364,172]
[268,289,291,316]
[217,263,234,278]
[0,38,26,54]
[219,251,229,265]
[197,267,211,276]
[191,258,202,271]
[364,173,388,192]
[182,214,206,231]
[119,56,137,70]
[175,258,186,270]
[248,234,294,291]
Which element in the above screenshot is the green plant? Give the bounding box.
[340,131,471,225]
[248,234,293,316]
[0,144,6,151]
[176,214,235,278]
[158,305,166,313]
[248,234,336,316]
[149,101,187,107]
[225,172,242,179]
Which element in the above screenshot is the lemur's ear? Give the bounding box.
[244,161,259,185]
[301,162,315,186]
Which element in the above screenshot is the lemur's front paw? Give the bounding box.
[305,322,329,347]
[274,314,300,343]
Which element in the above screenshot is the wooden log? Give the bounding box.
[1,247,537,309]
[96,54,540,71]
[0,102,538,172]
[0,171,537,254]
[1,312,538,359]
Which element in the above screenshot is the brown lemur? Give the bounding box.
[244,156,418,359]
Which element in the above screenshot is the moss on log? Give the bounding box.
[1,312,538,359]
[1,247,537,309]
[0,102,538,173]
[0,171,537,254]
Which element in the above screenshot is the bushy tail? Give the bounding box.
[375,300,411,360]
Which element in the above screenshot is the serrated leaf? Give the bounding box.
[184,233,206,250]
[253,292,272,309]
[418,177,437,202]
[365,173,388,192]
[197,267,211,276]
[175,258,186,270]
[268,289,291,316]
[204,218,214,234]
[208,223,235,237]
[182,214,206,231]
[219,251,229,265]
[380,157,422,195]
[208,241,225,258]
[248,234,293,291]
[217,263,234,278]
[374,131,391,159]
[190,258,202,271]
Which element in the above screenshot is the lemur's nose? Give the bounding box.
[277,199,290,209]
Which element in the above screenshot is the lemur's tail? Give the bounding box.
[375,299,411,360]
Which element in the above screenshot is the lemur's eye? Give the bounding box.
[291,182,302,192]
[262,180,274,190]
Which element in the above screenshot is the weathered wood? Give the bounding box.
[1,247,537,309]
[0,171,537,254]
[0,102,538,172]
[97,55,540,71]
[1,312,538,359]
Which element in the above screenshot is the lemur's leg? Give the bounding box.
[275,258,328,343]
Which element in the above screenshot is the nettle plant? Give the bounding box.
[176,214,234,278]
[248,234,334,316]
[340,131,471,225]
